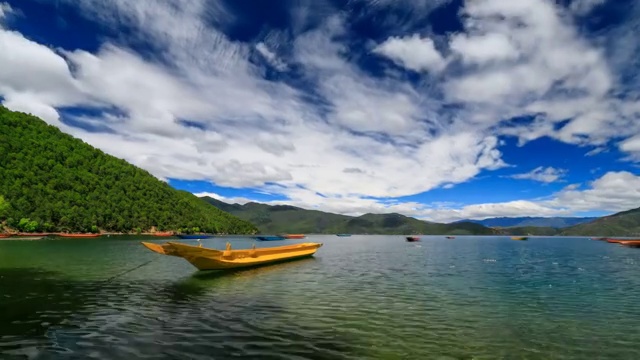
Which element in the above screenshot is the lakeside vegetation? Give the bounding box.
[0,107,258,234]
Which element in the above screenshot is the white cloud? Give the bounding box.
[450,33,519,65]
[620,135,640,153]
[0,3,11,20]
[570,0,607,15]
[510,166,566,183]
[373,34,447,73]
[193,192,255,206]
[255,42,288,71]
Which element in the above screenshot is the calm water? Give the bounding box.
[1,235,639,359]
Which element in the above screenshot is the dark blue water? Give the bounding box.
[1,235,639,359]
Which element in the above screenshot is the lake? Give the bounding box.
[1,235,639,359]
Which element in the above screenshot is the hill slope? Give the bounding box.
[562,207,640,236]
[201,197,497,235]
[0,107,257,234]
[458,216,596,228]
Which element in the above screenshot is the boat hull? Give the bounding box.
[58,233,101,238]
[141,241,323,271]
[406,236,420,242]
[283,234,306,239]
[176,234,213,239]
[511,236,528,241]
[255,236,286,241]
[336,234,351,237]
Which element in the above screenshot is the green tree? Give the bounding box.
[0,195,8,219]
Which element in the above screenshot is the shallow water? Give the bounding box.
[1,235,639,359]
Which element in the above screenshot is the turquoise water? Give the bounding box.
[1,235,639,359]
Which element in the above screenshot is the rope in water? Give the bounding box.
[103,259,155,283]
[0,259,156,306]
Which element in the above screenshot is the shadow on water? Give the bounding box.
[1,259,362,360]
[155,257,318,303]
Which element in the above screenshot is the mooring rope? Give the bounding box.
[103,259,155,283]
[0,259,156,306]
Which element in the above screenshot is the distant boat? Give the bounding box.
[336,234,352,237]
[0,234,10,238]
[591,237,607,241]
[511,236,528,241]
[58,233,101,238]
[141,241,323,270]
[619,240,640,248]
[153,232,174,237]
[283,234,306,239]
[446,236,455,239]
[2,236,44,241]
[406,236,420,242]
[255,235,286,241]
[177,234,213,239]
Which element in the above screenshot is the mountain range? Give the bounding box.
[201,196,640,237]
[456,217,597,228]
[200,197,496,235]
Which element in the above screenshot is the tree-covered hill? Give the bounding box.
[561,207,640,237]
[0,107,258,234]
[201,196,499,235]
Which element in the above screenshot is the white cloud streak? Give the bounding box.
[510,167,566,183]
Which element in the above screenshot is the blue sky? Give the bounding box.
[1,0,640,222]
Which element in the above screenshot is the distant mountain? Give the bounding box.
[562,207,640,237]
[456,216,597,228]
[200,197,497,235]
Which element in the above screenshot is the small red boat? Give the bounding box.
[58,233,101,238]
[618,240,640,248]
[606,238,628,244]
[0,234,10,238]
[284,234,306,239]
[446,236,455,239]
[406,236,420,242]
[153,232,174,237]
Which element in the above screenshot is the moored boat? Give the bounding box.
[0,234,10,238]
[406,236,420,242]
[591,237,607,241]
[606,238,627,243]
[141,241,323,270]
[176,234,213,239]
[1,236,44,241]
[619,240,640,248]
[255,235,286,241]
[446,236,455,239]
[336,234,352,237]
[58,233,101,238]
[283,234,306,239]
[511,236,528,241]
[153,232,174,237]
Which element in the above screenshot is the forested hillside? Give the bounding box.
[0,107,258,234]
[561,207,640,236]
[201,196,498,235]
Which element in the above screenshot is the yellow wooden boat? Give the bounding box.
[141,241,323,271]
[511,236,528,241]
